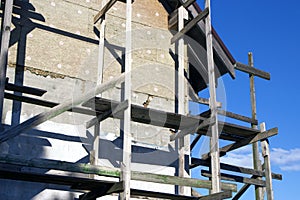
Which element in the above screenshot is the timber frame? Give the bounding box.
[0,0,281,199]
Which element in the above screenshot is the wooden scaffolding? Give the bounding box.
[0,0,281,199]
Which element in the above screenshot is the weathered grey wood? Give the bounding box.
[205,0,221,193]
[94,0,118,24]
[188,85,222,107]
[248,52,264,200]
[218,110,258,125]
[0,0,14,129]
[79,182,124,200]
[171,8,209,44]
[4,92,95,116]
[177,6,189,195]
[0,154,237,191]
[120,0,132,199]
[198,191,232,200]
[260,123,274,200]
[0,74,125,143]
[170,117,214,141]
[191,158,282,180]
[131,189,231,200]
[168,0,197,29]
[201,109,258,124]
[5,80,47,96]
[131,171,236,192]
[85,100,129,129]
[201,170,266,186]
[235,62,270,80]
[202,127,278,160]
[85,97,206,131]
[0,168,120,191]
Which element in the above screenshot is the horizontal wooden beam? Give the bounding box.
[4,92,95,116]
[202,127,278,160]
[201,170,266,187]
[191,157,282,180]
[0,154,237,191]
[201,109,258,125]
[218,110,258,125]
[5,78,47,96]
[0,74,125,143]
[85,100,129,129]
[79,182,124,200]
[171,8,209,44]
[188,86,222,107]
[170,116,214,141]
[235,62,270,80]
[94,0,117,24]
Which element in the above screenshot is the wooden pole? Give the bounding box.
[0,73,125,143]
[260,123,274,200]
[249,52,264,200]
[90,15,106,168]
[0,0,13,129]
[120,0,132,199]
[205,0,221,193]
[177,6,189,195]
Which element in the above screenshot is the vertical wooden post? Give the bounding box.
[205,0,221,193]
[249,52,264,200]
[0,0,13,129]
[120,0,132,199]
[177,6,188,195]
[260,123,274,200]
[90,15,106,168]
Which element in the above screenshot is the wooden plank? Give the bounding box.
[202,127,278,160]
[198,191,232,200]
[177,6,189,195]
[188,85,222,107]
[0,73,125,143]
[201,170,266,187]
[132,190,231,200]
[191,158,282,180]
[94,0,118,24]
[260,123,274,200]
[131,171,236,192]
[248,52,264,200]
[218,110,258,125]
[0,168,117,189]
[120,0,133,199]
[197,121,260,139]
[79,182,124,200]
[0,0,14,129]
[84,97,206,130]
[201,109,258,124]
[170,117,214,141]
[205,0,221,193]
[5,81,47,96]
[85,100,128,129]
[4,92,95,116]
[171,8,209,44]
[168,0,197,29]
[0,154,237,191]
[235,62,270,80]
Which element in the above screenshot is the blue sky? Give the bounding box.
[192,0,300,199]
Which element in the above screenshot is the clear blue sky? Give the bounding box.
[192,0,300,199]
